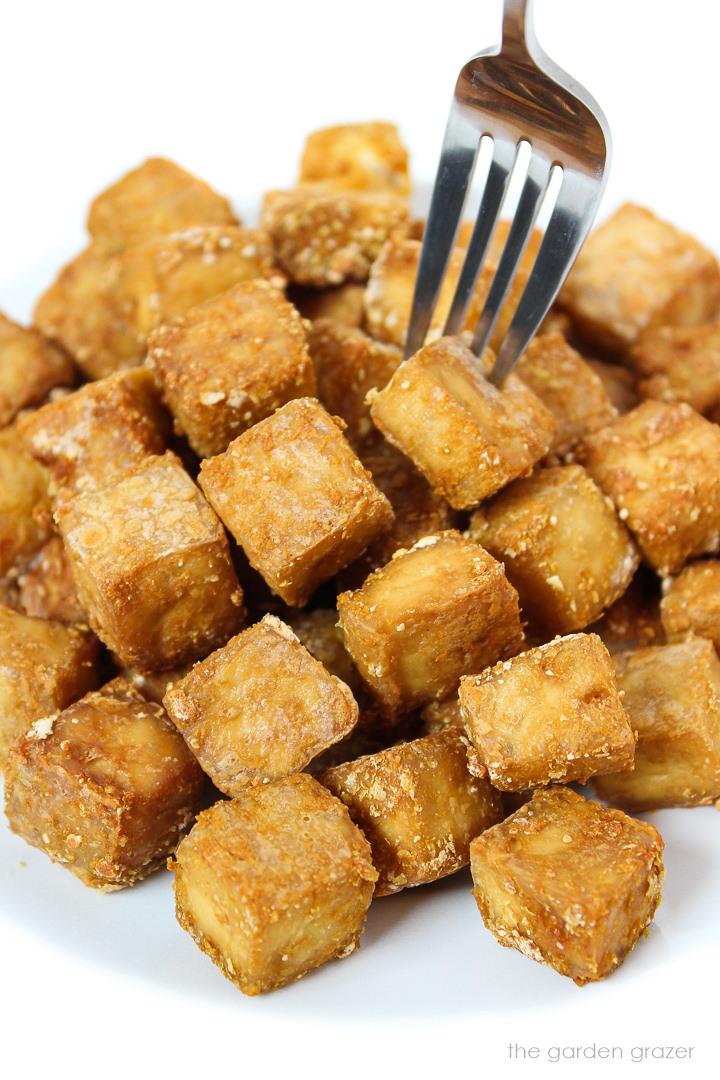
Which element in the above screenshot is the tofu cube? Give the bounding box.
[585,359,640,415]
[592,637,720,809]
[470,787,665,984]
[661,558,720,652]
[632,321,720,416]
[337,531,524,716]
[198,398,394,606]
[163,614,358,796]
[299,122,410,194]
[4,678,206,889]
[0,603,101,769]
[471,465,639,635]
[0,426,53,576]
[146,280,316,459]
[121,662,195,705]
[577,400,720,574]
[87,157,238,253]
[420,695,464,734]
[170,773,377,995]
[459,633,635,790]
[589,569,665,654]
[285,608,364,699]
[318,728,503,895]
[0,312,75,427]
[55,452,244,672]
[288,283,366,328]
[17,536,86,625]
[369,336,556,509]
[260,188,409,286]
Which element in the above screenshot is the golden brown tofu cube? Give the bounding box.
[87,157,238,253]
[146,280,315,459]
[585,359,640,415]
[593,637,720,810]
[306,319,402,454]
[420,695,464,734]
[470,787,664,984]
[577,400,720,575]
[285,608,363,699]
[471,465,639,636]
[0,603,101,769]
[18,368,170,504]
[632,321,720,415]
[55,452,244,672]
[369,336,556,509]
[661,559,720,652]
[260,188,409,286]
[121,662,194,705]
[0,312,75,427]
[459,633,635,790]
[515,332,617,456]
[288,283,366,328]
[163,614,358,796]
[34,227,281,380]
[318,728,503,895]
[299,122,410,194]
[0,426,53,576]
[559,203,720,354]
[17,536,86,625]
[170,773,377,995]
[589,569,665,654]
[337,531,524,716]
[4,678,205,889]
[198,398,393,606]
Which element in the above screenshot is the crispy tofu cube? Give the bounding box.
[515,332,617,456]
[285,608,364,699]
[17,536,86,625]
[577,400,720,574]
[589,569,665,654]
[260,188,409,286]
[585,359,639,415]
[661,559,720,652]
[592,637,720,809]
[34,227,282,380]
[559,203,720,354]
[0,426,53,576]
[170,773,377,994]
[470,787,665,984]
[17,368,170,504]
[306,319,402,454]
[288,283,366,328]
[299,122,410,194]
[0,312,75,427]
[318,728,503,895]
[55,452,244,672]
[337,531,524,716]
[198,398,393,606]
[163,614,358,796]
[0,603,101,769]
[459,633,635,790]
[146,280,315,459]
[471,465,639,636]
[369,336,556,509]
[121,662,194,705]
[632,321,720,415]
[4,678,205,889]
[420,695,464,734]
[87,157,238,253]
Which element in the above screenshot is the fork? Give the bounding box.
[404,0,611,385]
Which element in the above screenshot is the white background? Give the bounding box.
[1,2,719,1078]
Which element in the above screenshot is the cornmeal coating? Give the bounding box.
[577,400,720,575]
[163,614,358,796]
[198,398,393,606]
[299,122,410,194]
[17,536,86,625]
[0,312,75,427]
[170,774,377,995]
[318,728,503,895]
[55,452,244,672]
[459,634,635,791]
[289,282,366,328]
[470,787,665,985]
[369,336,556,509]
[87,157,238,253]
[632,321,720,415]
[5,678,206,890]
[146,279,315,459]
[0,426,53,577]
[592,637,720,810]
[661,559,720,652]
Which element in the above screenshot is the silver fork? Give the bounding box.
[404,0,611,385]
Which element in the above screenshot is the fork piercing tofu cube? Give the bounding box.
[317,727,503,895]
[0,603,101,770]
[592,636,720,810]
[459,633,635,791]
[4,678,206,890]
[632,321,720,416]
[162,614,358,797]
[577,400,720,575]
[0,426,53,576]
[0,312,75,427]
[369,336,556,510]
[299,122,410,194]
[470,787,665,985]
[336,531,524,717]
[17,536,87,625]
[470,465,639,636]
[559,203,720,355]
[661,559,720,652]
[55,452,244,672]
[170,773,377,995]
[198,397,394,607]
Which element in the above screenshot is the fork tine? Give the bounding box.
[443,138,517,337]
[470,152,551,357]
[404,107,481,360]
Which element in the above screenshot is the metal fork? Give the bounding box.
[404,0,611,385]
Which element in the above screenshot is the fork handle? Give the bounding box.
[502,0,534,51]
